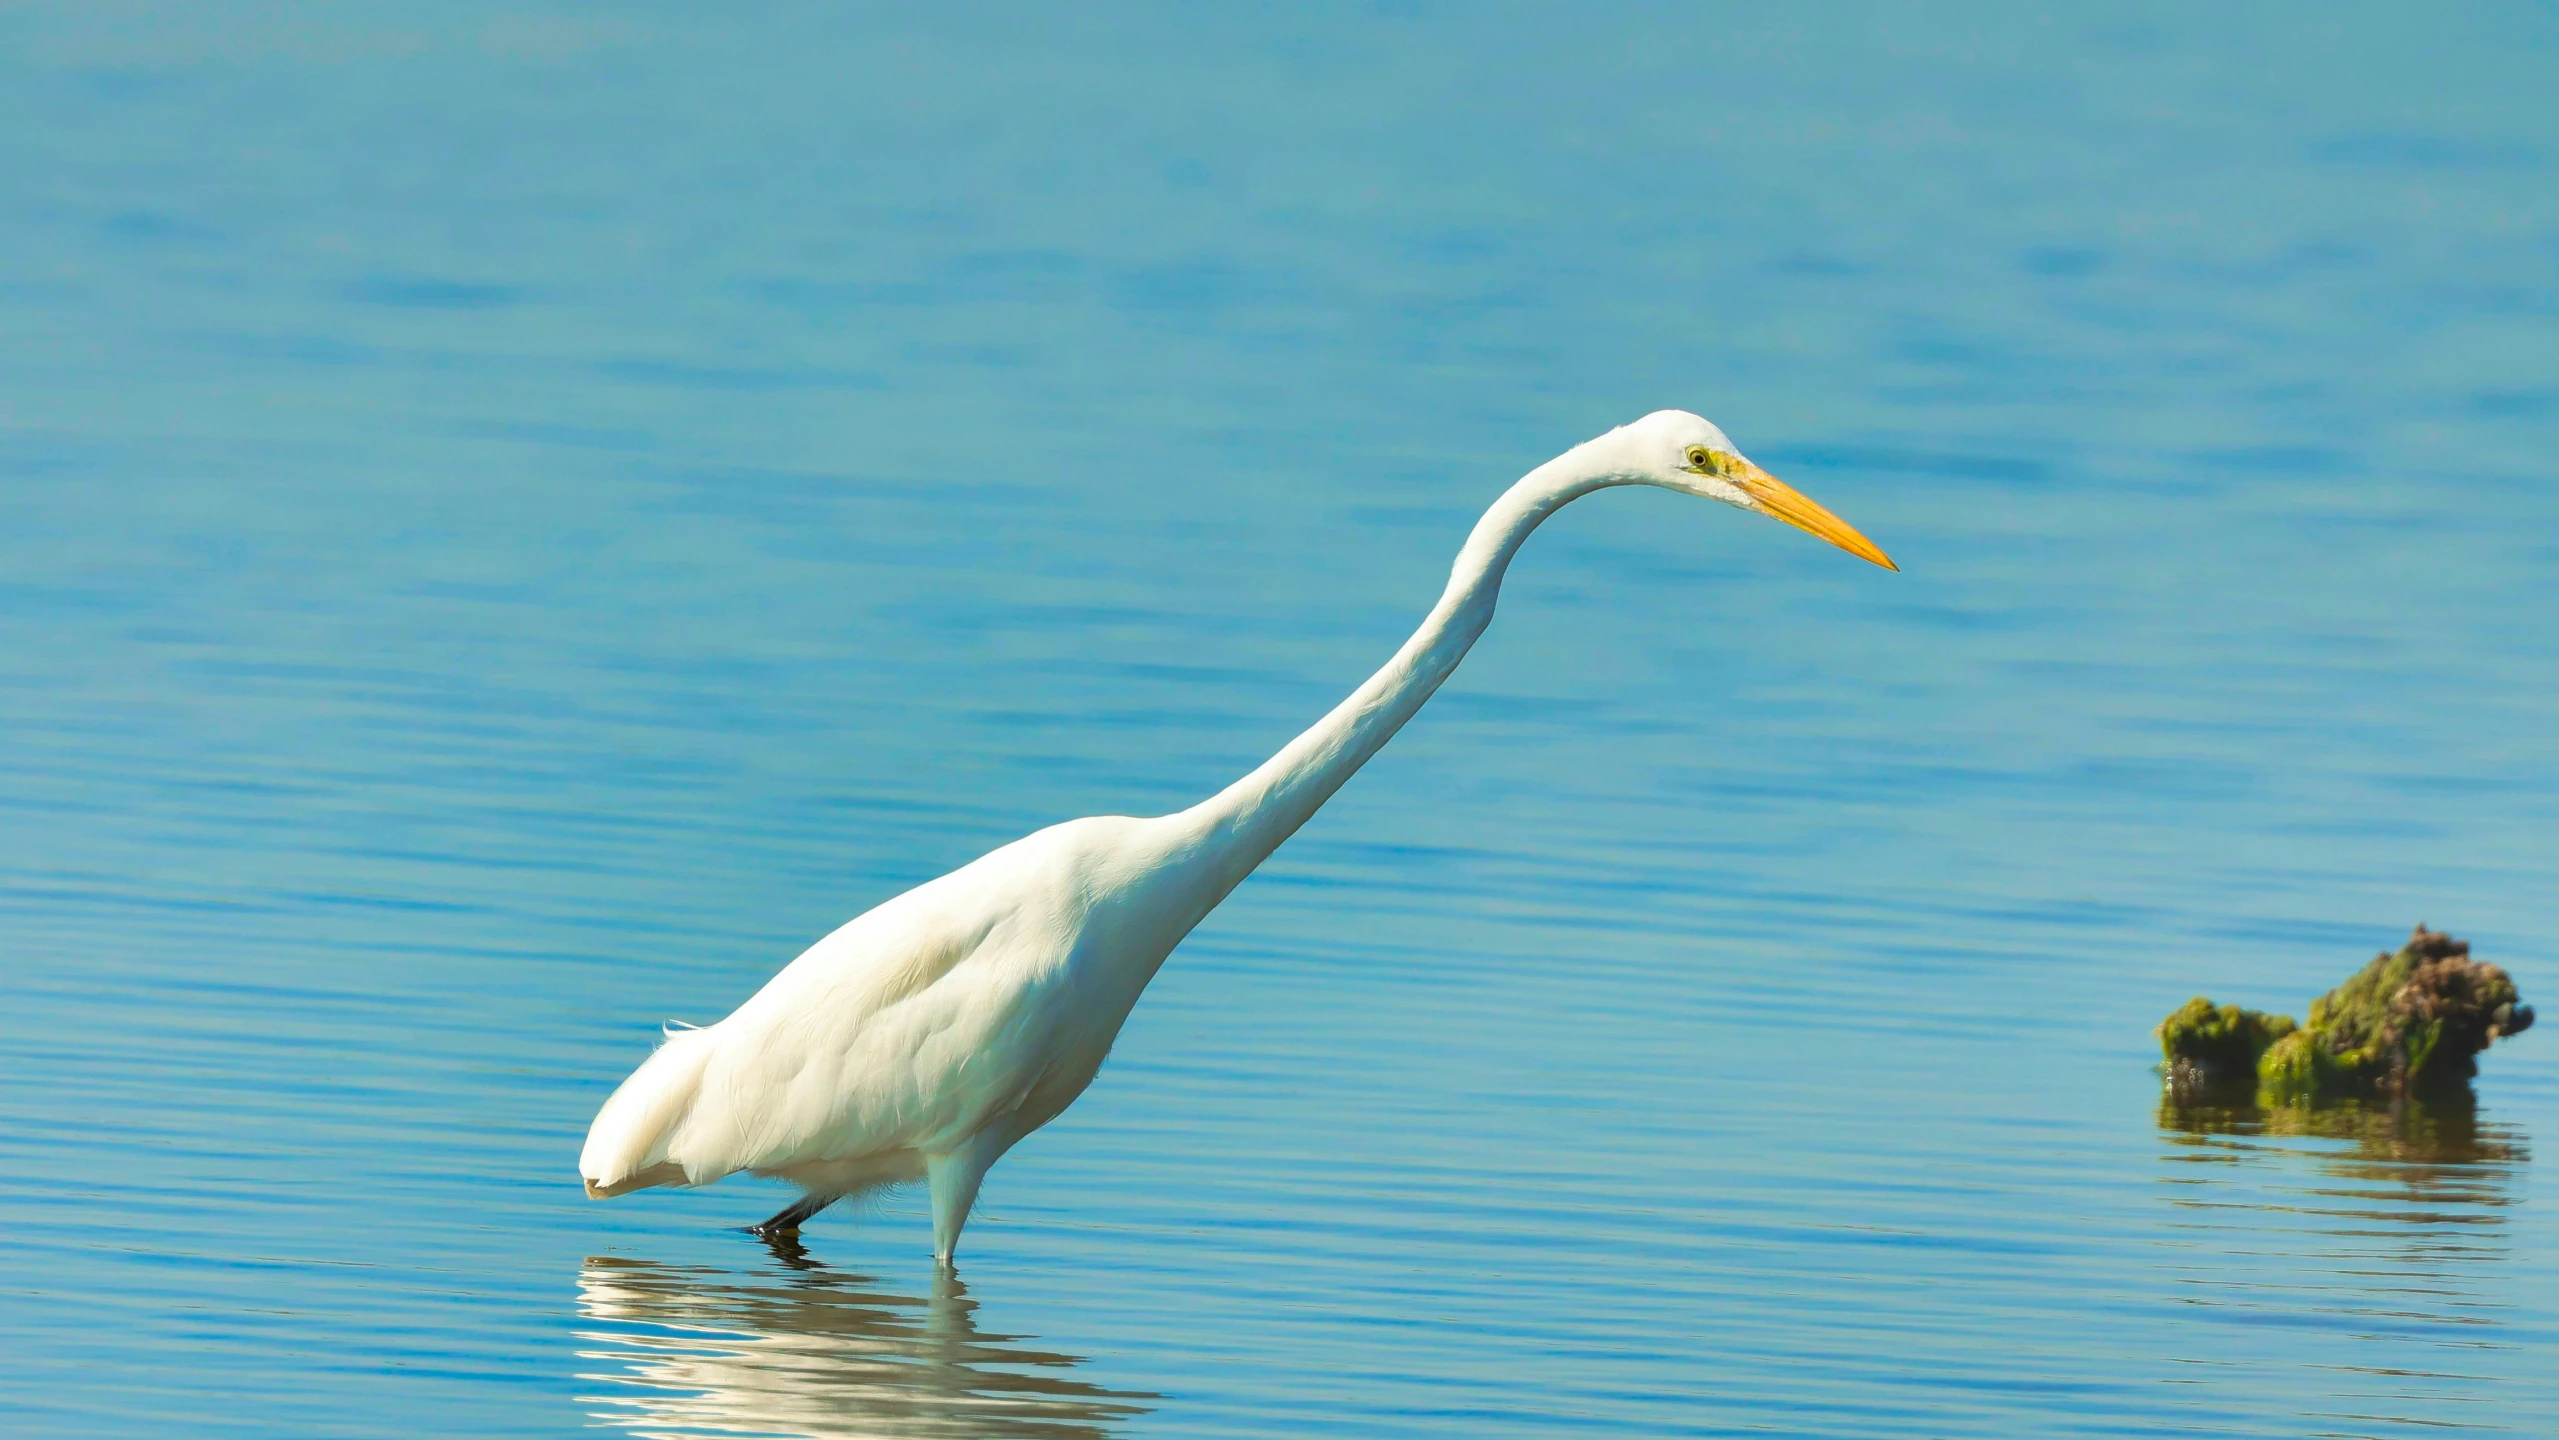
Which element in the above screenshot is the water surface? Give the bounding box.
[3,5,2556,1436]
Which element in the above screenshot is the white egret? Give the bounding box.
[580,409,1895,1261]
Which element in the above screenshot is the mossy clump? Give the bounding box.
[2253,1027,2348,1105]
[2156,997,2296,1101]
[2305,926,2534,1096]
[2157,926,2533,1106]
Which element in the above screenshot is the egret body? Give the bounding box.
[579,410,1895,1261]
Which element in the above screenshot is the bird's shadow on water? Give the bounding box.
[574,1237,1158,1439]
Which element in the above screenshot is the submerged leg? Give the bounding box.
[746,1191,839,1238]
[925,1131,1009,1265]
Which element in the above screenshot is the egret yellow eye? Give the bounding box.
[1685,445,1719,474]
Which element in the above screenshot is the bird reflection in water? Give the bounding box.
[575,1237,1156,1439]
[2155,1094,2532,1428]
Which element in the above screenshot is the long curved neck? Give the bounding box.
[1177,456,1632,894]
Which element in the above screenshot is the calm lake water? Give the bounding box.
[4,5,2556,1436]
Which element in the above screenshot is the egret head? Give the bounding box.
[1613,409,1897,571]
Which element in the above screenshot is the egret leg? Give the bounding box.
[925,1133,1007,1264]
[747,1191,837,1238]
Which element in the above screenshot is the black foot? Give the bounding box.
[741,1192,839,1240]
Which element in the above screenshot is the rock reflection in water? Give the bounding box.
[2155,1096,2532,1432]
[575,1242,1156,1439]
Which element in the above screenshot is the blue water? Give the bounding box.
[4,5,2556,1436]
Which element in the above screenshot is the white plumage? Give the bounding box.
[580,410,1894,1261]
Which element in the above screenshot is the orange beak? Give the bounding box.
[1728,459,1898,571]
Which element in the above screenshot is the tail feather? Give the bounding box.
[580,1024,721,1198]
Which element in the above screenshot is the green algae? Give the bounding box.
[2253,1027,2346,1105]
[2155,997,2295,1099]
[2308,926,2532,1092]
[2156,926,2533,1106]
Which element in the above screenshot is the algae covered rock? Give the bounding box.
[2254,1027,2348,1105]
[2306,926,2534,1096]
[2156,997,2295,1101]
[2156,926,2533,1106]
